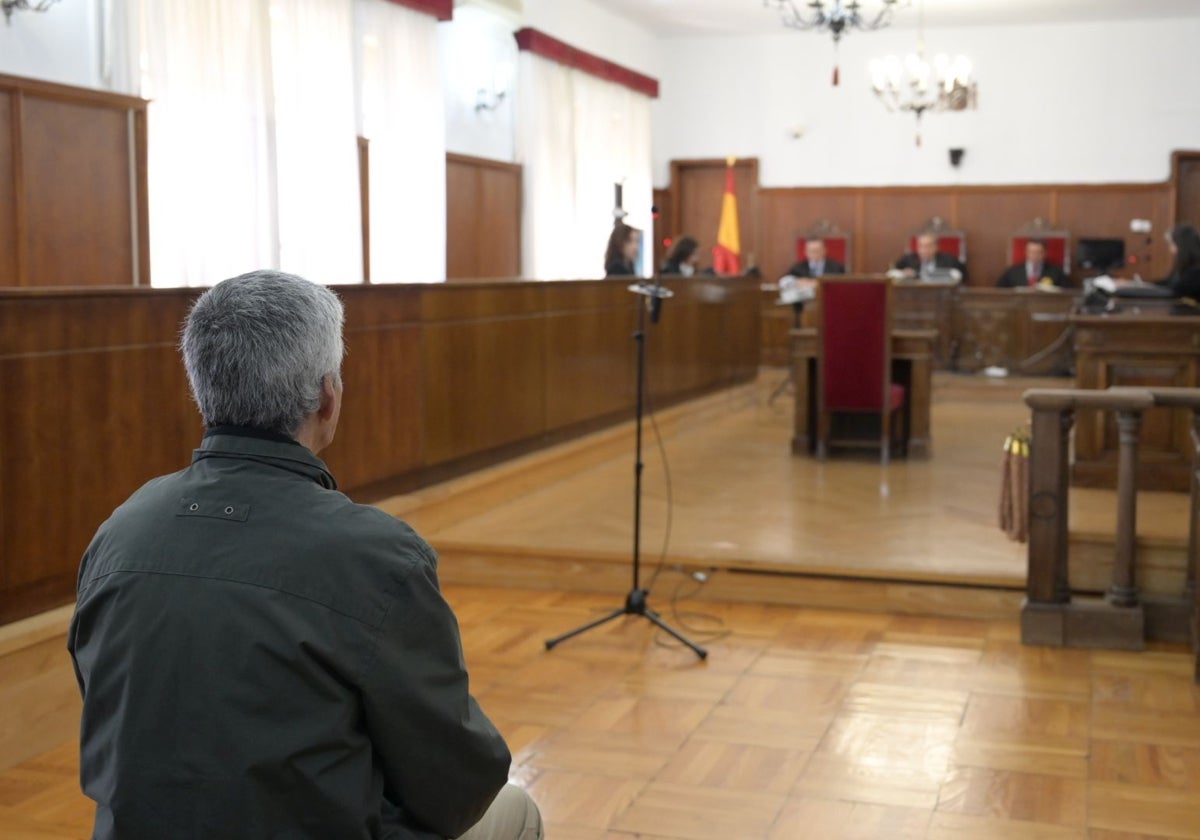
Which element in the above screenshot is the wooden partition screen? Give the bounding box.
[0,277,760,623]
[0,74,149,287]
[446,153,522,279]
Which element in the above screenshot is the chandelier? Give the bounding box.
[868,1,977,145]
[764,0,904,86]
[2,0,59,25]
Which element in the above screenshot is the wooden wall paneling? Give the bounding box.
[543,282,637,429]
[0,279,762,624]
[859,190,956,275]
[445,155,479,279]
[719,278,763,380]
[477,162,521,278]
[646,278,702,398]
[21,97,134,286]
[0,92,15,285]
[358,137,370,282]
[0,292,200,621]
[320,287,424,489]
[671,158,758,272]
[758,190,859,283]
[1172,150,1200,226]
[445,154,522,280]
[420,283,548,464]
[955,189,1053,287]
[953,290,1018,370]
[133,107,149,285]
[1056,185,1172,279]
[652,187,671,272]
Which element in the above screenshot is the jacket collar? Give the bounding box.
[193,427,338,490]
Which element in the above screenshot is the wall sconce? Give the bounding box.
[474,62,513,114]
[3,0,60,25]
[475,87,507,113]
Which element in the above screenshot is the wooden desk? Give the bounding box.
[790,328,937,458]
[1072,313,1200,491]
[767,283,1079,375]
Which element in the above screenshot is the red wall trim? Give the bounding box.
[384,0,453,21]
[514,28,660,99]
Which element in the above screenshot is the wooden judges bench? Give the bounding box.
[0,277,761,624]
[1073,313,1200,492]
[763,282,1079,374]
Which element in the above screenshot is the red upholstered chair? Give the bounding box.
[816,278,906,464]
[796,220,851,271]
[1010,219,1071,274]
[908,217,966,262]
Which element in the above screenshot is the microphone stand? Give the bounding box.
[544,275,708,660]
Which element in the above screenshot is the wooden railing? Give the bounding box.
[1021,387,1200,681]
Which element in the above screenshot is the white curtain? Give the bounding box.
[356,0,447,283]
[139,0,277,286]
[518,53,654,280]
[270,0,362,283]
[113,0,365,287]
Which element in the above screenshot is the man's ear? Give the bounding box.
[317,375,338,421]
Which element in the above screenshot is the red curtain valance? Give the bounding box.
[514,28,659,99]
[384,0,452,21]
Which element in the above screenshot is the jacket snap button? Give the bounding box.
[189,503,199,511]
[224,506,235,515]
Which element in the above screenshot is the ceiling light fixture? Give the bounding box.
[868,0,977,146]
[764,0,904,86]
[2,0,59,25]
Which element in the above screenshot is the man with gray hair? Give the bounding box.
[68,271,541,840]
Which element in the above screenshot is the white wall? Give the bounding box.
[440,0,661,163]
[520,0,659,79]
[652,16,1200,188]
[440,4,518,161]
[0,0,101,89]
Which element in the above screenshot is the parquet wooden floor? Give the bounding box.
[3,585,1197,839]
[386,374,1189,595]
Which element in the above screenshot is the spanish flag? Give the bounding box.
[712,158,740,275]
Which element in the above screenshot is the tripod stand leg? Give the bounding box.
[544,607,627,650]
[643,607,708,659]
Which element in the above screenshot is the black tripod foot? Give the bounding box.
[544,589,707,660]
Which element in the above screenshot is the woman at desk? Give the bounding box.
[605,223,640,277]
[660,236,701,276]
[1155,224,1200,300]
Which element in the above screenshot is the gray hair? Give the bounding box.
[181,270,345,437]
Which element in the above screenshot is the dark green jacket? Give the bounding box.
[68,428,510,839]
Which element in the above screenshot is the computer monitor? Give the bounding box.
[1077,238,1125,272]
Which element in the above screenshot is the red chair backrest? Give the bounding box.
[819,280,891,412]
[908,234,965,261]
[796,236,850,271]
[1010,235,1070,272]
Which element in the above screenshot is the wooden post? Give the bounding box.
[1109,409,1143,607]
[1187,409,1199,611]
[1026,403,1073,606]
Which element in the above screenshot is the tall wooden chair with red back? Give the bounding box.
[908,216,966,263]
[1010,218,1071,276]
[796,219,851,272]
[816,277,906,464]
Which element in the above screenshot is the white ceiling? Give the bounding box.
[599,0,1200,36]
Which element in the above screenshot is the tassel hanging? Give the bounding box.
[831,42,840,87]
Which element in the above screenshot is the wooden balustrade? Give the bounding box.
[1022,387,1200,680]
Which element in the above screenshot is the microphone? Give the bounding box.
[650,274,664,323]
[627,277,674,324]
